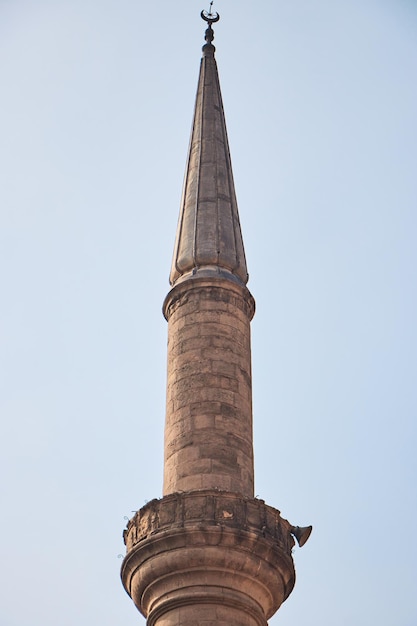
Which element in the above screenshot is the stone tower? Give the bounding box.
[121,11,311,626]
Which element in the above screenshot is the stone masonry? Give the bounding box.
[122,491,295,626]
[163,278,255,496]
[121,14,309,625]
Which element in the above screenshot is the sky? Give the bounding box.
[1,1,416,625]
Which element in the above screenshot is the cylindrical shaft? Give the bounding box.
[163,278,255,497]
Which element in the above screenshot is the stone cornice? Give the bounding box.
[121,491,296,622]
[123,490,294,554]
[163,277,255,322]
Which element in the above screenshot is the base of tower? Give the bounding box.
[121,490,296,625]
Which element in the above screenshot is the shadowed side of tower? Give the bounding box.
[121,12,309,626]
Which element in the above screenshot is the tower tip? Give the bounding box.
[201,4,220,55]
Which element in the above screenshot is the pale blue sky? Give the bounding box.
[1,1,416,625]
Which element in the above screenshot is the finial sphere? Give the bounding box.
[201,9,220,24]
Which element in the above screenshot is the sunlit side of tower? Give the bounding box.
[121,11,311,625]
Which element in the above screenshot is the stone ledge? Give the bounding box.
[123,490,294,555]
[121,491,296,623]
[163,278,255,322]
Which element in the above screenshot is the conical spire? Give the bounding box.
[170,13,248,287]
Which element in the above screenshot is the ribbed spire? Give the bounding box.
[170,15,248,287]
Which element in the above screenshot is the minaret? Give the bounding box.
[121,10,311,626]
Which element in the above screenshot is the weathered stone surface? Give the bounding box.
[163,278,255,497]
[121,491,295,626]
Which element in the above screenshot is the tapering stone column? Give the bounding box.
[121,12,309,625]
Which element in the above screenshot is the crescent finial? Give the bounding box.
[200,6,220,25]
